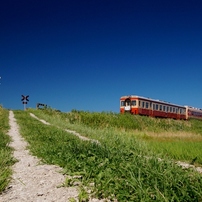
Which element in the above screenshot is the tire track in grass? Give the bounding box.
[176,161,202,173]
[30,113,100,145]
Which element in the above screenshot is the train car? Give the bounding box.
[185,106,202,120]
[120,95,186,120]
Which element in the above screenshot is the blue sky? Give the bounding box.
[0,0,202,112]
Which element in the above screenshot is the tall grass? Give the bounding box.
[0,107,15,193]
[14,109,202,201]
[30,108,194,133]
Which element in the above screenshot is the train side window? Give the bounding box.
[181,109,185,114]
[146,102,149,109]
[156,104,159,110]
[176,108,178,113]
[150,102,152,109]
[131,100,136,106]
[139,101,141,107]
[163,106,166,111]
[170,107,172,112]
[167,106,169,112]
[159,105,162,111]
[173,108,175,113]
[142,102,145,108]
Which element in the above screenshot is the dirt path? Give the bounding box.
[0,111,79,202]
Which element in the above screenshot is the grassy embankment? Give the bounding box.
[30,108,202,165]
[13,109,202,201]
[0,107,15,193]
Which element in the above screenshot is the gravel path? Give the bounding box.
[0,111,79,202]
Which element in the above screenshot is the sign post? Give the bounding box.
[21,95,29,110]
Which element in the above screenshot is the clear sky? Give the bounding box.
[0,0,202,112]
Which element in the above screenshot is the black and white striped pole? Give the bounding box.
[21,95,29,110]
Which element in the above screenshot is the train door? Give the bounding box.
[176,108,180,119]
[124,98,131,112]
[152,103,156,117]
[149,102,153,116]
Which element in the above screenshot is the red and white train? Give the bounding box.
[120,95,202,120]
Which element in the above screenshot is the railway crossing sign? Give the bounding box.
[21,95,29,110]
[21,95,29,101]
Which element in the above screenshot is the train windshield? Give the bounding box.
[121,101,125,106]
[125,98,131,106]
[121,99,137,107]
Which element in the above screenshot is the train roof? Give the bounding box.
[120,95,185,108]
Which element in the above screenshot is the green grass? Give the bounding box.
[0,107,15,193]
[13,109,202,201]
[30,108,202,165]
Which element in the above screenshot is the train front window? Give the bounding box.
[121,101,125,106]
[131,100,136,106]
